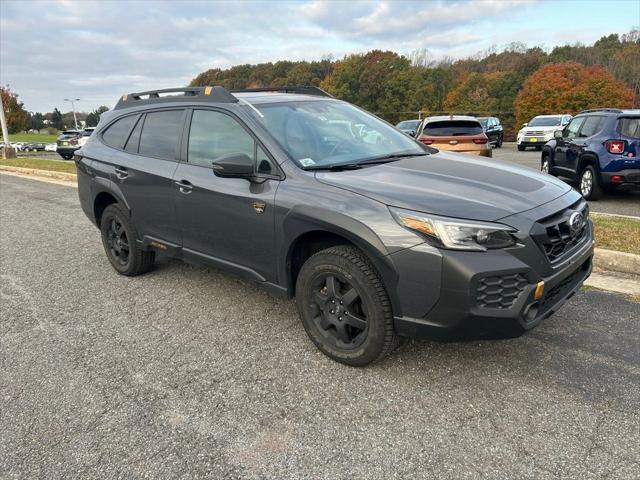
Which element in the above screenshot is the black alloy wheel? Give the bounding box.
[309,273,368,349]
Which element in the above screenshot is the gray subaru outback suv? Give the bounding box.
[76,86,593,366]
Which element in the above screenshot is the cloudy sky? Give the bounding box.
[1,0,638,113]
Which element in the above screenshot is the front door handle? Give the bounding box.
[175,180,193,194]
[115,167,129,179]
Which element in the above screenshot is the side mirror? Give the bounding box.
[212,153,254,178]
[522,123,528,128]
[409,130,416,137]
[554,130,563,139]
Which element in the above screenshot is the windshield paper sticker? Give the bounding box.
[299,158,316,167]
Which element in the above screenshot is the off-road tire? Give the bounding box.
[100,203,155,276]
[295,245,399,367]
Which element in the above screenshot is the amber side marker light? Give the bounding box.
[122,94,128,102]
[534,281,545,300]
[204,86,213,96]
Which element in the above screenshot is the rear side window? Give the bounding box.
[617,117,640,138]
[422,120,483,136]
[102,115,138,149]
[578,116,604,137]
[139,110,184,160]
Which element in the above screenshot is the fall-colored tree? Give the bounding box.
[0,86,28,134]
[515,62,634,128]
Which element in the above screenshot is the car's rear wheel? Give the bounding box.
[579,165,603,200]
[100,204,155,276]
[60,153,73,160]
[517,144,525,151]
[295,245,398,366]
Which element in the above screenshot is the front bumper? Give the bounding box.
[393,225,594,338]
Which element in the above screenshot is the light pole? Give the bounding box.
[64,98,80,130]
[0,93,16,159]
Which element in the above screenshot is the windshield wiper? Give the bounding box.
[357,152,429,164]
[303,163,363,171]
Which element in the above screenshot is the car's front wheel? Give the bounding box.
[579,165,603,200]
[295,245,398,366]
[541,155,553,175]
[100,204,155,276]
[496,134,503,148]
[517,144,525,151]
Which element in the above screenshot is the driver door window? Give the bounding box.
[188,109,276,174]
[564,118,585,139]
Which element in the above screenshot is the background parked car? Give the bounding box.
[517,114,572,151]
[45,143,57,152]
[541,108,640,200]
[77,127,96,148]
[56,129,81,160]
[395,119,421,137]
[478,116,504,147]
[24,143,46,152]
[416,115,491,157]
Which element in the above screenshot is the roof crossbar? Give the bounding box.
[114,86,238,110]
[114,85,334,110]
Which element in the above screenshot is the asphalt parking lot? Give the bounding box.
[1,174,639,479]
[493,143,639,217]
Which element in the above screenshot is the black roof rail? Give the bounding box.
[114,86,238,110]
[231,86,334,98]
[577,108,623,115]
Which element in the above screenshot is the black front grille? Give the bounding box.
[476,273,528,309]
[533,199,590,263]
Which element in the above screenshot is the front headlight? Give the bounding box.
[390,207,518,251]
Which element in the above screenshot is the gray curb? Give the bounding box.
[0,165,77,182]
[594,248,640,275]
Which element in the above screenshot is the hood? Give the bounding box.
[315,151,572,222]
[521,125,560,133]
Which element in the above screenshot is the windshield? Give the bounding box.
[422,120,483,136]
[529,117,562,127]
[253,100,425,168]
[396,120,420,130]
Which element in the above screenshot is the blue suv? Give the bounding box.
[541,109,640,200]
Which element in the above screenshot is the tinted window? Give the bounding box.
[564,117,585,139]
[422,120,483,136]
[124,115,144,153]
[617,117,640,138]
[101,115,137,149]
[578,116,604,137]
[138,110,184,160]
[188,110,256,168]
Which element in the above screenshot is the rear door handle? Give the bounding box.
[115,167,129,179]
[175,180,193,194]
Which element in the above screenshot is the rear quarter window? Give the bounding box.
[617,117,640,139]
[422,120,483,136]
[578,116,604,137]
[101,115,138,149]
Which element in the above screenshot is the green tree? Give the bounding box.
[28,112,45,132]
[0,86,28,134]
[51,108,64,130]
[85,106,109,127]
